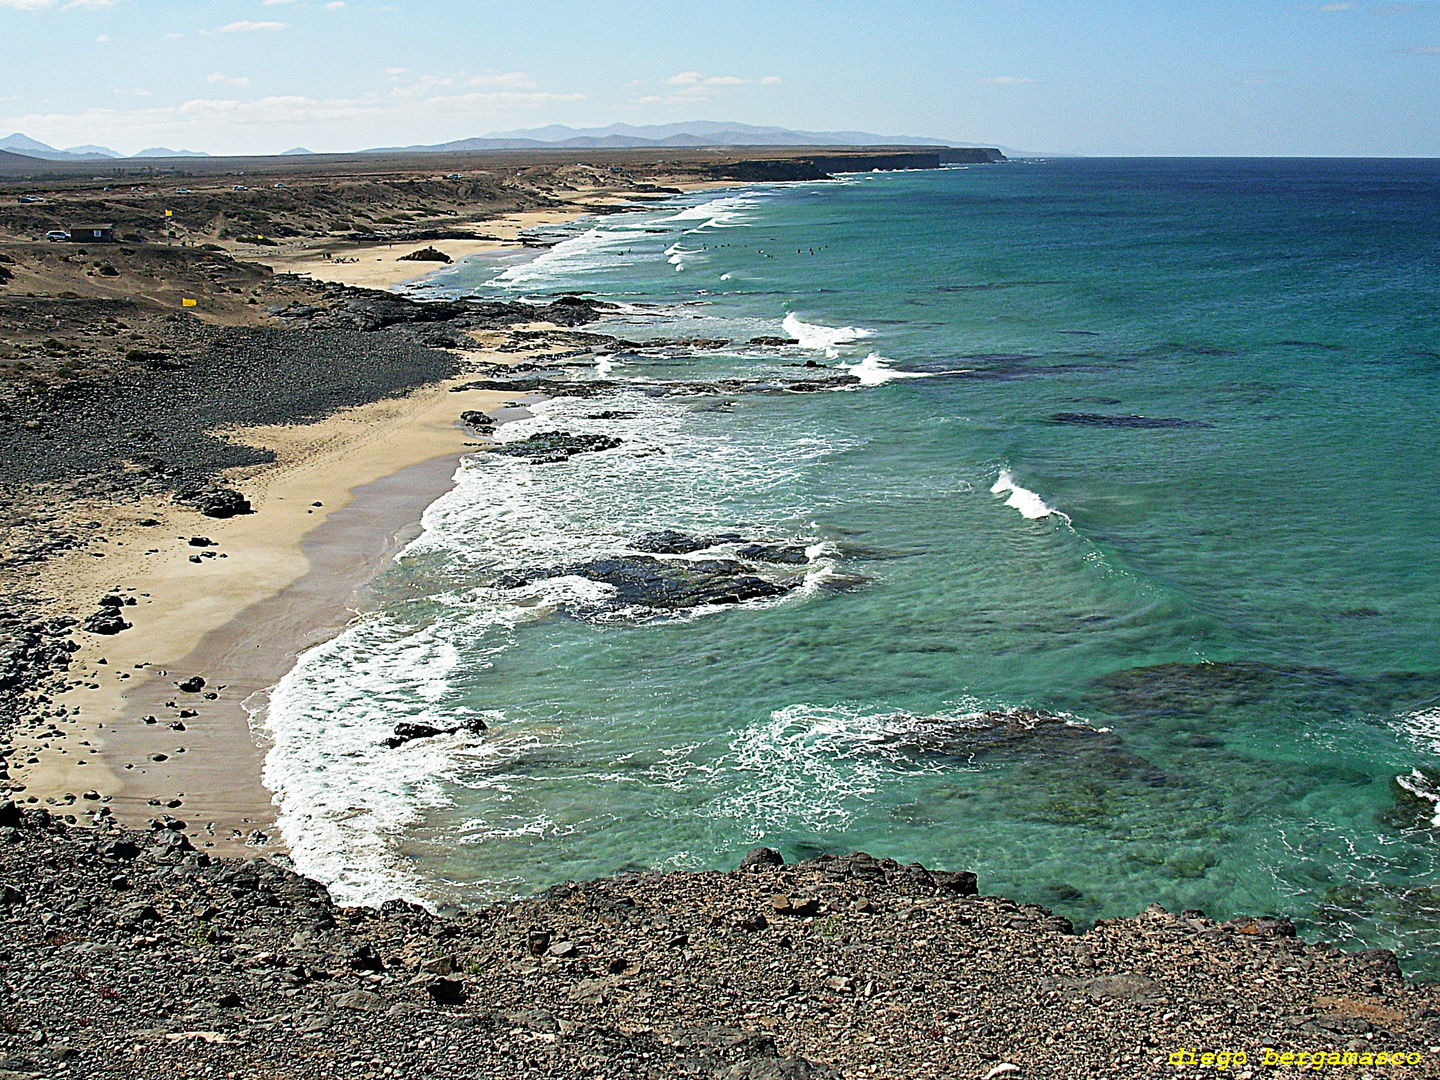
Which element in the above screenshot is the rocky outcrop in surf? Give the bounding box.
[881,710,1167,788]
[629,529,746,554]
[1050,412,1212,429]
[451,373,860,400]
[1090,661,1440,720]
[482,432,623,464]
[499,555,798,612]
[272,284,619,334]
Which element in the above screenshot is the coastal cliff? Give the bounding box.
[710,149,1006,182]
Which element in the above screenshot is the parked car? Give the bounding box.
[232,184,248,191]
[174,187,192,194]
[19,194,45,204]
[45,230,68,242]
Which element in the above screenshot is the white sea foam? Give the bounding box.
[781,313,873,358]
[1392,708,1440,825]
[664,242,705,272]
[259,391,858,904]
[702,702,1039,840]
[990,468,1070,523]
[257,614,496,907]
[666,194,759,229]
[840,352,929,386]
[1395,768,1440,828]
[494,225,642,287]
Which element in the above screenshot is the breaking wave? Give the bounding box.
[990,468,1070,523]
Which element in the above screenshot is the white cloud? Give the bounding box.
[206,20,288,34]
[262,0,296,4]
[207,72,252,87]
[987,76,1036,85]
[95,32,108,41]
[651,70,755,103]
[1411,44,1440,51]
[112,87,151,97]
[466,71,537,88]
[324,1,346,8]
[760,75,782,85]
[0,0,122,8]
[1316,2,1354,10]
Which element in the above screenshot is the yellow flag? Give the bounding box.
[165,210,173,218]
[182,298,197,308]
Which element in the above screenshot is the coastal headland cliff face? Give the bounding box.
[2,147,1437,1078]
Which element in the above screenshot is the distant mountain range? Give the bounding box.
[367,121,963,153]
[0,122,984,162]
[0,133,210,161]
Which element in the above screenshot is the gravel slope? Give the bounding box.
[2,805,1436,1080]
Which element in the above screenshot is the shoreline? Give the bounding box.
[6,180,739,848]
[5,189,642,850]
[11,371,523,853]
[263,181,738,292]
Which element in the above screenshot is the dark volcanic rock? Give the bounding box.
[612,337,732,351]
[629,530,716,555]
[398,246,451,264]
[883,710,1166,788]
[485,431,622,464]
[278,285,618,333]
[1050,412,1212,430]
[82,603,131,635]
[736,543,810,565]
[459,409,495,434]
[736,847,785,871]
[1090,660,1440,721]
[0,809,1435,1079]
[502,555,795,611]
[383,717,488,749]
[177,484,253,518]
[451,372,860,401]
[749,336,800,347]
[1380,768,1440,832]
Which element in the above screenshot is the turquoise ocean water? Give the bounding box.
[259,159,1440,973]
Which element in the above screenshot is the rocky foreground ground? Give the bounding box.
[1,802,1437,1080]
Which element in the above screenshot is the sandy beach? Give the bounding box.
[4,187,650,850]
[1,163,741,854]
[14,367,521,854]
[265,183,733,292]
[266,207,589,291]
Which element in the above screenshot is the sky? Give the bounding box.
[0,0,1438,157]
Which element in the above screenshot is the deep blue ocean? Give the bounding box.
[260,159,1440,974]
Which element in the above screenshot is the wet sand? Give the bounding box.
[15,375,518,853]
